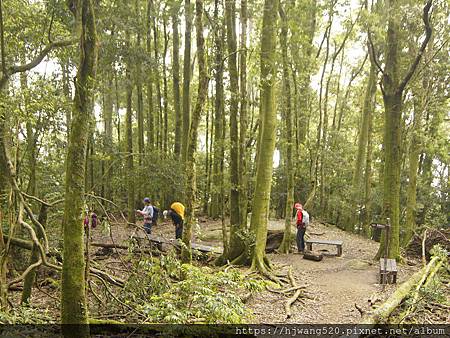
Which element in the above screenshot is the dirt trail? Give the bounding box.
[247,220,419,323]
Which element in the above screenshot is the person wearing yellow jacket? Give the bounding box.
[163,202,185,239]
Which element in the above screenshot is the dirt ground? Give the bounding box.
[247,220,419,323]
[9,216,421,324]
[93,217,420,324]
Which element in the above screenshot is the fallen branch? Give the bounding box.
[285,268,303,319]
[361,255,443,324]
[422,229,427,266]
[90,267,125,288]
[355,303,365,316]
[2,235,33,250]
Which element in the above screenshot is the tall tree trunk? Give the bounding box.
[211,0,225,222]
[62,63,72,137]
[376,0,432,259]
[305,6,332,211]
[152,8,163,153]
[125,31,136,225]
[295,0,317,146]
[162,17,169,154]
[61,0,98,332]
[350,53,377,232]
[181,0,208,264]
[172,3,182,156]
[136,0,145,165]
[20,70,38,197]
[146,0,154,148]
[279,2,293,254]
[239,0,248,227]
[103,72,113,199]
[403,85,427,246]
[250,0,279,274]
[363,94,374,237]
[225,0,242,261]
[181,0,192,163]
[204,97,210,214]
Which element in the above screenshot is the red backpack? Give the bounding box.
[296,209,303,225]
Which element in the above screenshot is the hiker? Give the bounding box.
[294,203,309,253]
[163,202,185,239]
[136,197,154,234]
[84,212,98,229]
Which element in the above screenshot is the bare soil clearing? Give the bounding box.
[10,217,421,324]
[248,220,420,323]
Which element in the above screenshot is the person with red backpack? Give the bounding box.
[294,203,309,253]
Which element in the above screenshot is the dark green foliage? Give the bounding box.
[122,253,265,323]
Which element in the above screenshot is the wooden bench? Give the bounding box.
[305,239,343,256]
[379,258,397,284]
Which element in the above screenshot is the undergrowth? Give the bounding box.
[122,251,267,324]
[0,305,55,324]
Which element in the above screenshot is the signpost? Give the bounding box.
[370,218,391,288]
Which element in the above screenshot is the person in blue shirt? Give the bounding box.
[136,197,154,234]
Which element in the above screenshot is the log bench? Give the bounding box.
[379,258,397,284]
[305,239,343,256]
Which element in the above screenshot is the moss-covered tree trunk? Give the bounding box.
[146,0,154,148]
[403,80,428,246]
[151,9,163,153]
[0,110,10,310]
[376,0,432,259]
[239,0,248,228]
[363,79,374,237]
[351,54,377,233]
[279,2,293,253]
[181,0,192,163]
[250,0,279,273]
[136,0,145,167]
[211,0,225,220]
[181,0,208,263]
[61,0,98,332]
[225,0,243,262]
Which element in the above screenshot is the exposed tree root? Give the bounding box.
[285,268,303,319]
[251,256,280,284]
[267,284,307,295]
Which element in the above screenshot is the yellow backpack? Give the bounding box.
[170,202,185,220]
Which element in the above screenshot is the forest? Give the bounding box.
[0,0,448,335]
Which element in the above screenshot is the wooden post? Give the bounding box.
[382,218,391,287]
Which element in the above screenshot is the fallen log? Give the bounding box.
[303,250,323,262]
[2,235,33,250]
[91,242,129,250]
[361,255,443,324]
[399,256,445,323]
